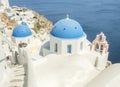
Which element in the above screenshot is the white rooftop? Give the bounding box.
[85,64,120,87]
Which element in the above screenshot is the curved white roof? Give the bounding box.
[85,64,120,87]
[31,54,98,87]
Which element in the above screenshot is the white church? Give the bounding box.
[9,16,110,70]
[1,0,120,87]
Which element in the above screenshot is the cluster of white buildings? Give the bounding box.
[4,6,35,28]
[0,0,120,87]
[0,0,9,12]
[0,0,36,29]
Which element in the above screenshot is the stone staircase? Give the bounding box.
[8,65,25,87]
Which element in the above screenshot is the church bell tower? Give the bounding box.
[91,32,109,70]
[91,32,109,55]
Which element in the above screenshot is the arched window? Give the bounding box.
[100,35,102,41]
[54,43,58,52]
[95,44,99,51]
[100,45,104,53]
[67,45,72,53]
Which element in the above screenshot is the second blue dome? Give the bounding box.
[50,18,86,39]
[12,22,32,38]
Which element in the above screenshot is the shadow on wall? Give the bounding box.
[39,41,50,56]
[15,51,19,64]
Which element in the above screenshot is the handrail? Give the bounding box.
[0,58,6,62]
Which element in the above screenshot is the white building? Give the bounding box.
[38,16,109,70]
[0,0,9,12]
[3,5,35,29]
[0,0,9,7]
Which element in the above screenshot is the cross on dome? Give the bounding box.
[66,14,70,20]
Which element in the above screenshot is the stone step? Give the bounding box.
[14,69,24,73]
[8,81,24,87]
[14,68,24,71]
[15,65,24,68]
[10,76,25,81]
[8,64,25,87]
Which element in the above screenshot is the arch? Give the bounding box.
[95,43,99,51]
[100,35,102,41]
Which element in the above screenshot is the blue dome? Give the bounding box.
[12,22,32,38]
[50,18,86,39]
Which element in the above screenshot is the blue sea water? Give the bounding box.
[10,0,120,63]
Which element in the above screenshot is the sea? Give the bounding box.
[10,0,120,63]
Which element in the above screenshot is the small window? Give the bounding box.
[63,28,66,30]
[67,45,72,53]
[96,44,99,51]
[75,27,77,29]
[55,43,58,52]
